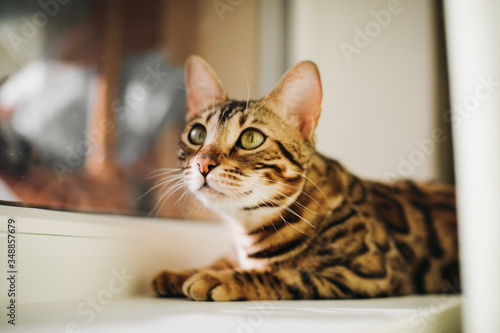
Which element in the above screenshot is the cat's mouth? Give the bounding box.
[198,182,226,197]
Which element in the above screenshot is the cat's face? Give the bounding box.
[180,56,322,214]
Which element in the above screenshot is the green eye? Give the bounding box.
[189,125,207,145]
[239,129,265,150]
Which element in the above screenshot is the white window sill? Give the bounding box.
[4,296,461,333]
[0,205,462,332]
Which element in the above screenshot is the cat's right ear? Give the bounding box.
[262,61,322,140]
[185,56,227,122]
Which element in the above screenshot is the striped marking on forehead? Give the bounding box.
[217,100,252,125]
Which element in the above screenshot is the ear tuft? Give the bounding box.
[185,56,227,122]
[263,61,322,139]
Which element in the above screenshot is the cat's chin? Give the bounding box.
[194,186,246,212]
[194,186,231,209]
[197,184,225,200]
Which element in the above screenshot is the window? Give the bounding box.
[0,0,263,220]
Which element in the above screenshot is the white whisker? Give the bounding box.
[142,167,192,217]
[245,187,282,238]
[299,172,328,202]
[249,97,281,115]
[248,181,315,229]
[147,167,183,178]
[243,63,251,112]
[246,175,322,213]
[237,178,310,234]
[138,172,184,200]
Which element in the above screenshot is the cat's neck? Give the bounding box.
[219,153,353,268]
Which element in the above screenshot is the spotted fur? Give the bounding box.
[152,56,459,301]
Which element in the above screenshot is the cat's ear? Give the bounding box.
[185,56,227,122]
[263,61,322,139]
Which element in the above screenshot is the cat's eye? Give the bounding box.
[188,125,207,145]
[239,129,265,150]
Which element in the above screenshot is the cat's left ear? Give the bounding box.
[263,61,322,139]
[185,56,227,122]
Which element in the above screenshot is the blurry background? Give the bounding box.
[0,0,453,219]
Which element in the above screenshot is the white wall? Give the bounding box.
[287,0,447,182]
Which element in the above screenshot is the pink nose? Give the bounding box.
[197,156,218,177]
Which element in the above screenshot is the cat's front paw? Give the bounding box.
[183,270,243,301]
[152,270,193,297]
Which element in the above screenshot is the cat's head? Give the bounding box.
[179,56,322,213]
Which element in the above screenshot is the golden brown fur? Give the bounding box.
[152,56,458,301]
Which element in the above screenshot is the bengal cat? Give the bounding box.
[152,56,459,301]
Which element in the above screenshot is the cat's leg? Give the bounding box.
[183,261,405,301]
[182,268,319,301]
[152,257,236,297]
[153,269,197,297]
